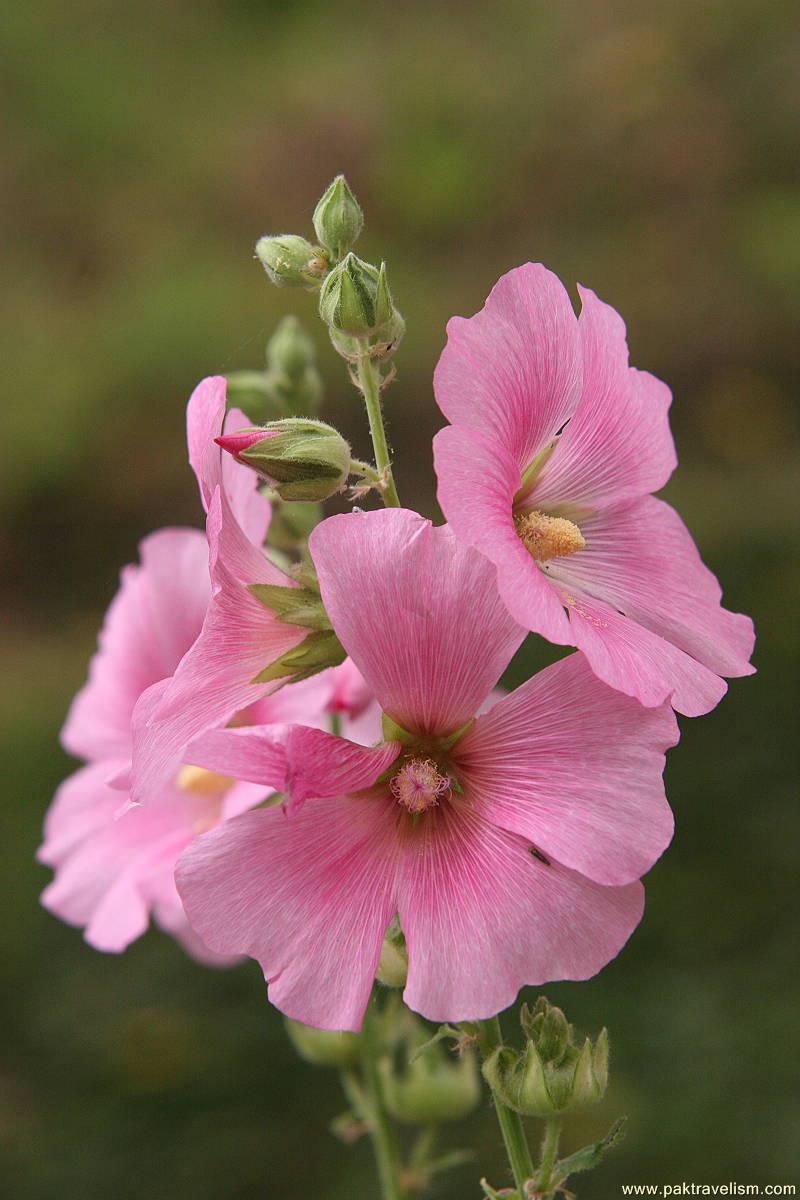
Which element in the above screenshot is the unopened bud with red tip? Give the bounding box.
[216,418,352,502]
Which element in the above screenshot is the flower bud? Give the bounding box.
[319,254,402,340]
[285,1018,361,1068]
[376,925,408,989]
[216,418,351,502]
[313,175,364,261]
[380,1018,480,1124]
[266,315,317,380]
[482,998,609,1118]
[255,234,329,288]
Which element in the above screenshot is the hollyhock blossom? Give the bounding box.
[176,509,678,1030]
[39,525,266,958]
[40,525,373,957]
[128,377,321,805]
[432,264,755,717]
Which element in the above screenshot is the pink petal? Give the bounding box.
[130,490,305,804]
[562,590,729,716]
[221,407,271,546]
[176,798,400,1031]
[240,670,338,727]
[434,263,581,468]
[283,727,400,809]
[40,769,196,953]
[398,802,644,1023]
[62,528,210,761]
[187,375,228,510]
[529,287,677,511]
[186,377,270,544]
[457,653,677,886]
[550,497,756,680]
[310,509,525,737]
[183,725,289,787]
[433,424,573,644]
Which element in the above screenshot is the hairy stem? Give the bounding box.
[536,1118,562,1197]
[476,1017,536,1195]
[355,346,401,508]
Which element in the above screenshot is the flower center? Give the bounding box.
[390,757,450,814]
[515,510,585,561]
[176,765,233,796]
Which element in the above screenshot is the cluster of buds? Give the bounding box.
[226,316,323,419]
[255,175,364,290]
[482,997,609,1118]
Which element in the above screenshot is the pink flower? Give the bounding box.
[41,382,376,958]
[176,509,678,1030]
[432,264,755,717]
[39,526,269,959]
[40,526,373,958]
[127,377,315,805]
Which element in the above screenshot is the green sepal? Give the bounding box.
[248,583,330,631]
[251,629,346,685]
[381,713,416,745]
[439,718,475,750]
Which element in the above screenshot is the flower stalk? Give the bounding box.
[476,1017,536,1195]
[361,994,409,1200]
[355,342,401,507]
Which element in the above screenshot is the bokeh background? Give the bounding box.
[2,0,798,1196]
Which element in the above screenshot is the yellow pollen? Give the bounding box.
[176,764,233,796]
[390,758,450,815]
[515,510,586,561]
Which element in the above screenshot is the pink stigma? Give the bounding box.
[390,758,451,814]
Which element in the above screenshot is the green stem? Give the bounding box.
[476,1017,536,1195]
[536,1118,562,1197]
[355,346,401,508]
[360,996,408,1200]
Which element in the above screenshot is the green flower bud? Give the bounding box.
[482,998,610,1118]
[266,315,317,380]
[313,175,364,261]
[267,500,323,556]
[376,924,408,989]
[285,1018,361,1068]
[224,370,274,411]
[380,1021,480,1124]
[255,234,329,288]
[216,418,351,503]
[319,254,402,340]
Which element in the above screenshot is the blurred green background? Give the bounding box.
[2,0,798,1195]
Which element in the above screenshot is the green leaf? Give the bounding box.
[551,1115,627,1186]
